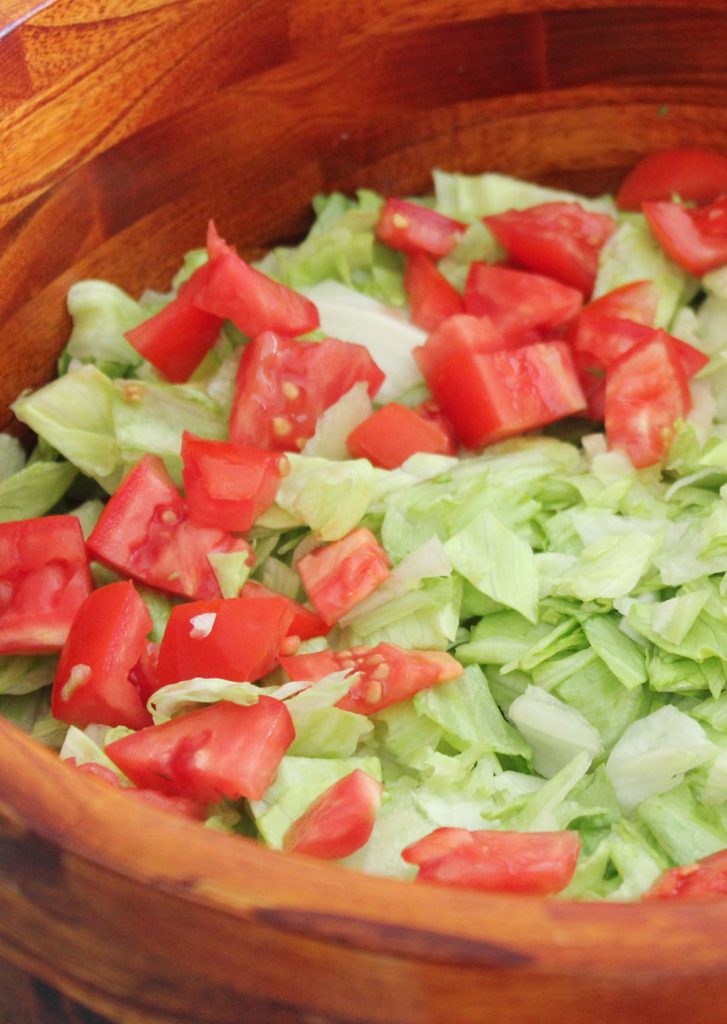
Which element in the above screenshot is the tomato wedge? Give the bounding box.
[574,317,708,380]
[605,329,691,468]
[414,313,508,380]
[51,581,152,730]
[241,581,330,641]
[643,197,727,276]
[376,198,466,258]
[296,528,391,625]
[228,332,384,452]
[644,850,727,900]
[464,264,582,337]
[106,697,294,803]
[88,455,253,600]
[485,202,616,295]
[402,827,580,895]
[67,757,208,820]
[283,769,383,859]
[155,593,295,689]
[281,643,463,715]
[404,253,464,332]
[617,148,727,210]
[0,515,92,655]
[346,402,455,469]
[181,432,286,532]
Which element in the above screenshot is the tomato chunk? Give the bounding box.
[404,253,464,332]
[283,769,383,859]
[242,580,330,641]
[426,339,586,449]
[0,515,92,655]
[281,642,463,715]
[617,148,727,210]
[605,329,691,468]
[644,849,727,900]
[297,528,391,625]
[125,261,224,382]
[181,432,286,532]
[464,264,582,337]
[51,581,152,730]
[484,202,616,295]
[643,197,727,276]
[376,198,466,258]
[228,332,384,452]
[414,314,508,380]
[155,593,295,689]
[67,757,207,820]
[574,317,708,380]
[88,455,252,600]
[106,697,294,803]
[346,403,455,469]
[402,827,580,895]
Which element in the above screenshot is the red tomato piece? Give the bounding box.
[88,455,253,600]
[228,332,385,452]
[464,264,583,337]
[281,642,463,715]
[484,203,616,295]
[415,400,457,454]
[376,198,466,258]
[573,280,659,328]
[242,580,330,641]
[643,849,727,900]
[346,403,455,469]
[128,640,161,705]
[574,317,708,380]
[105,697,294,803]
[401,827,580,896]
[155,593,295,689]
[426,339,586,449]
[125,261,224,383]
[283,769,383,859]
[66,759,122,786]
[617,148,727,210]
[0,515,92,655]
[414,314,509,380]
[181,431,286,532]
[296,528,391,625]
[207,220,235,261]
[605,329,691,469]
[67,757,208,820]
[51,581,152,730]
[571,348,606,422]
[404,253,464,332]
[643,197,727,276]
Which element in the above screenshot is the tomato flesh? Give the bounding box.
[464,263,582,337]
[67,757,207,820]
[241,580,330,641]
[377,198,466,258]
[283,769,383,859]
[296,528,391,625]
[617,148,727,210]
[404,253,464,332]
[414,313,509,381]
[643,197,727,276]
[644,849,727,900]
[347,402,455,469]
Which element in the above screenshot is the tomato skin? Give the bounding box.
[404,253,464,332]
[574,316,708,380]
[402,827,580,896]
[181,432,286,532]
[0,515,92,655]
[574,280,659,327]
[485,203,616,295]
[414,314,508,381]
[67,757,207,820]
[643,197,727,276]
[241,580,330,641]
[644,850,727,900]
[281,642,463,715]
[283,769,383,859]
[155,593,295,689]
[377,199,466,258]
[105,697,294,803]
[297,528,391,625]
[51,581,152,730]
[346,403,455,469]
[464,263,583,337]
[88,455,253,600]
[617,148,727,210]
[228,332,384,452]
[605,329,691,469]
[415,400,457,454]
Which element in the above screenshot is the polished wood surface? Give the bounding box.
[2,1,727,1021]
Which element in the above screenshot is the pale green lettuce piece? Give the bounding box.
[70,498,105,538]
[508,685,602,778]
[432,169,615,220]
[172,248,208,290]
[288,706,372,758]
[700,748,727,805]
[66,280,144,370]
[692,692,727,733]
[647,650,724,697]
[0,460,77,522]
[208,550,252,598]
[512,751,591,831]
[637,780,727,864]
[0,655,57,696]
[607,820,670,901]
[0,435,25,481]
[583,614,648,689]
[627,590,711,647]
[373,701,443,771]
[456,611,552,666]
[274,454,375,540]
[302,383,372,460]
[149,679,262,724]
[342,575,461,651]
[559,837,614,900]
[60,724,128,779]
[341,785,431,880]
[257,557,301,601]
[555,657,646,751]
[551,531,659,602]
[438,221,503,289]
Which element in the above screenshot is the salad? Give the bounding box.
[4,148,727,900]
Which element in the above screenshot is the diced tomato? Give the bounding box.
[415,400,457,454]
[296,528,391,625]
[414,314,508,380]
[573,280,659,329]
[207,220,235,261]
[402,827,580,895]
[643,850,727,900]
[643,197,727,276]
[574,316,708,379]
[571,348,606,422]
[0,516,92,655]
[242,580,330,641]
[181,432,286,533]
[281,642,463,715]
[228,332,384,452]
[155,593,295,689]
[346,403,455,469]
[617,148,727,210]
[125,261,224,383]
[67,757,208,820]
[605,329,691,469]
[128,640,161,704]
[105,697,294,802]
[51,581,152,730]
[283,770,383,859]
[376,199,466,258]
[426,339,586,449]
[88,455,253,600]
[464,264,582,337]
[404,253,464,332]
[192,232,320,339]
[66,759,121,786]
[484,203,616,295]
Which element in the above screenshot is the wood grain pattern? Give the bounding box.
[2,1,727,1021]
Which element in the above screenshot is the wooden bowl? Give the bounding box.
[2,2,727,1021]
